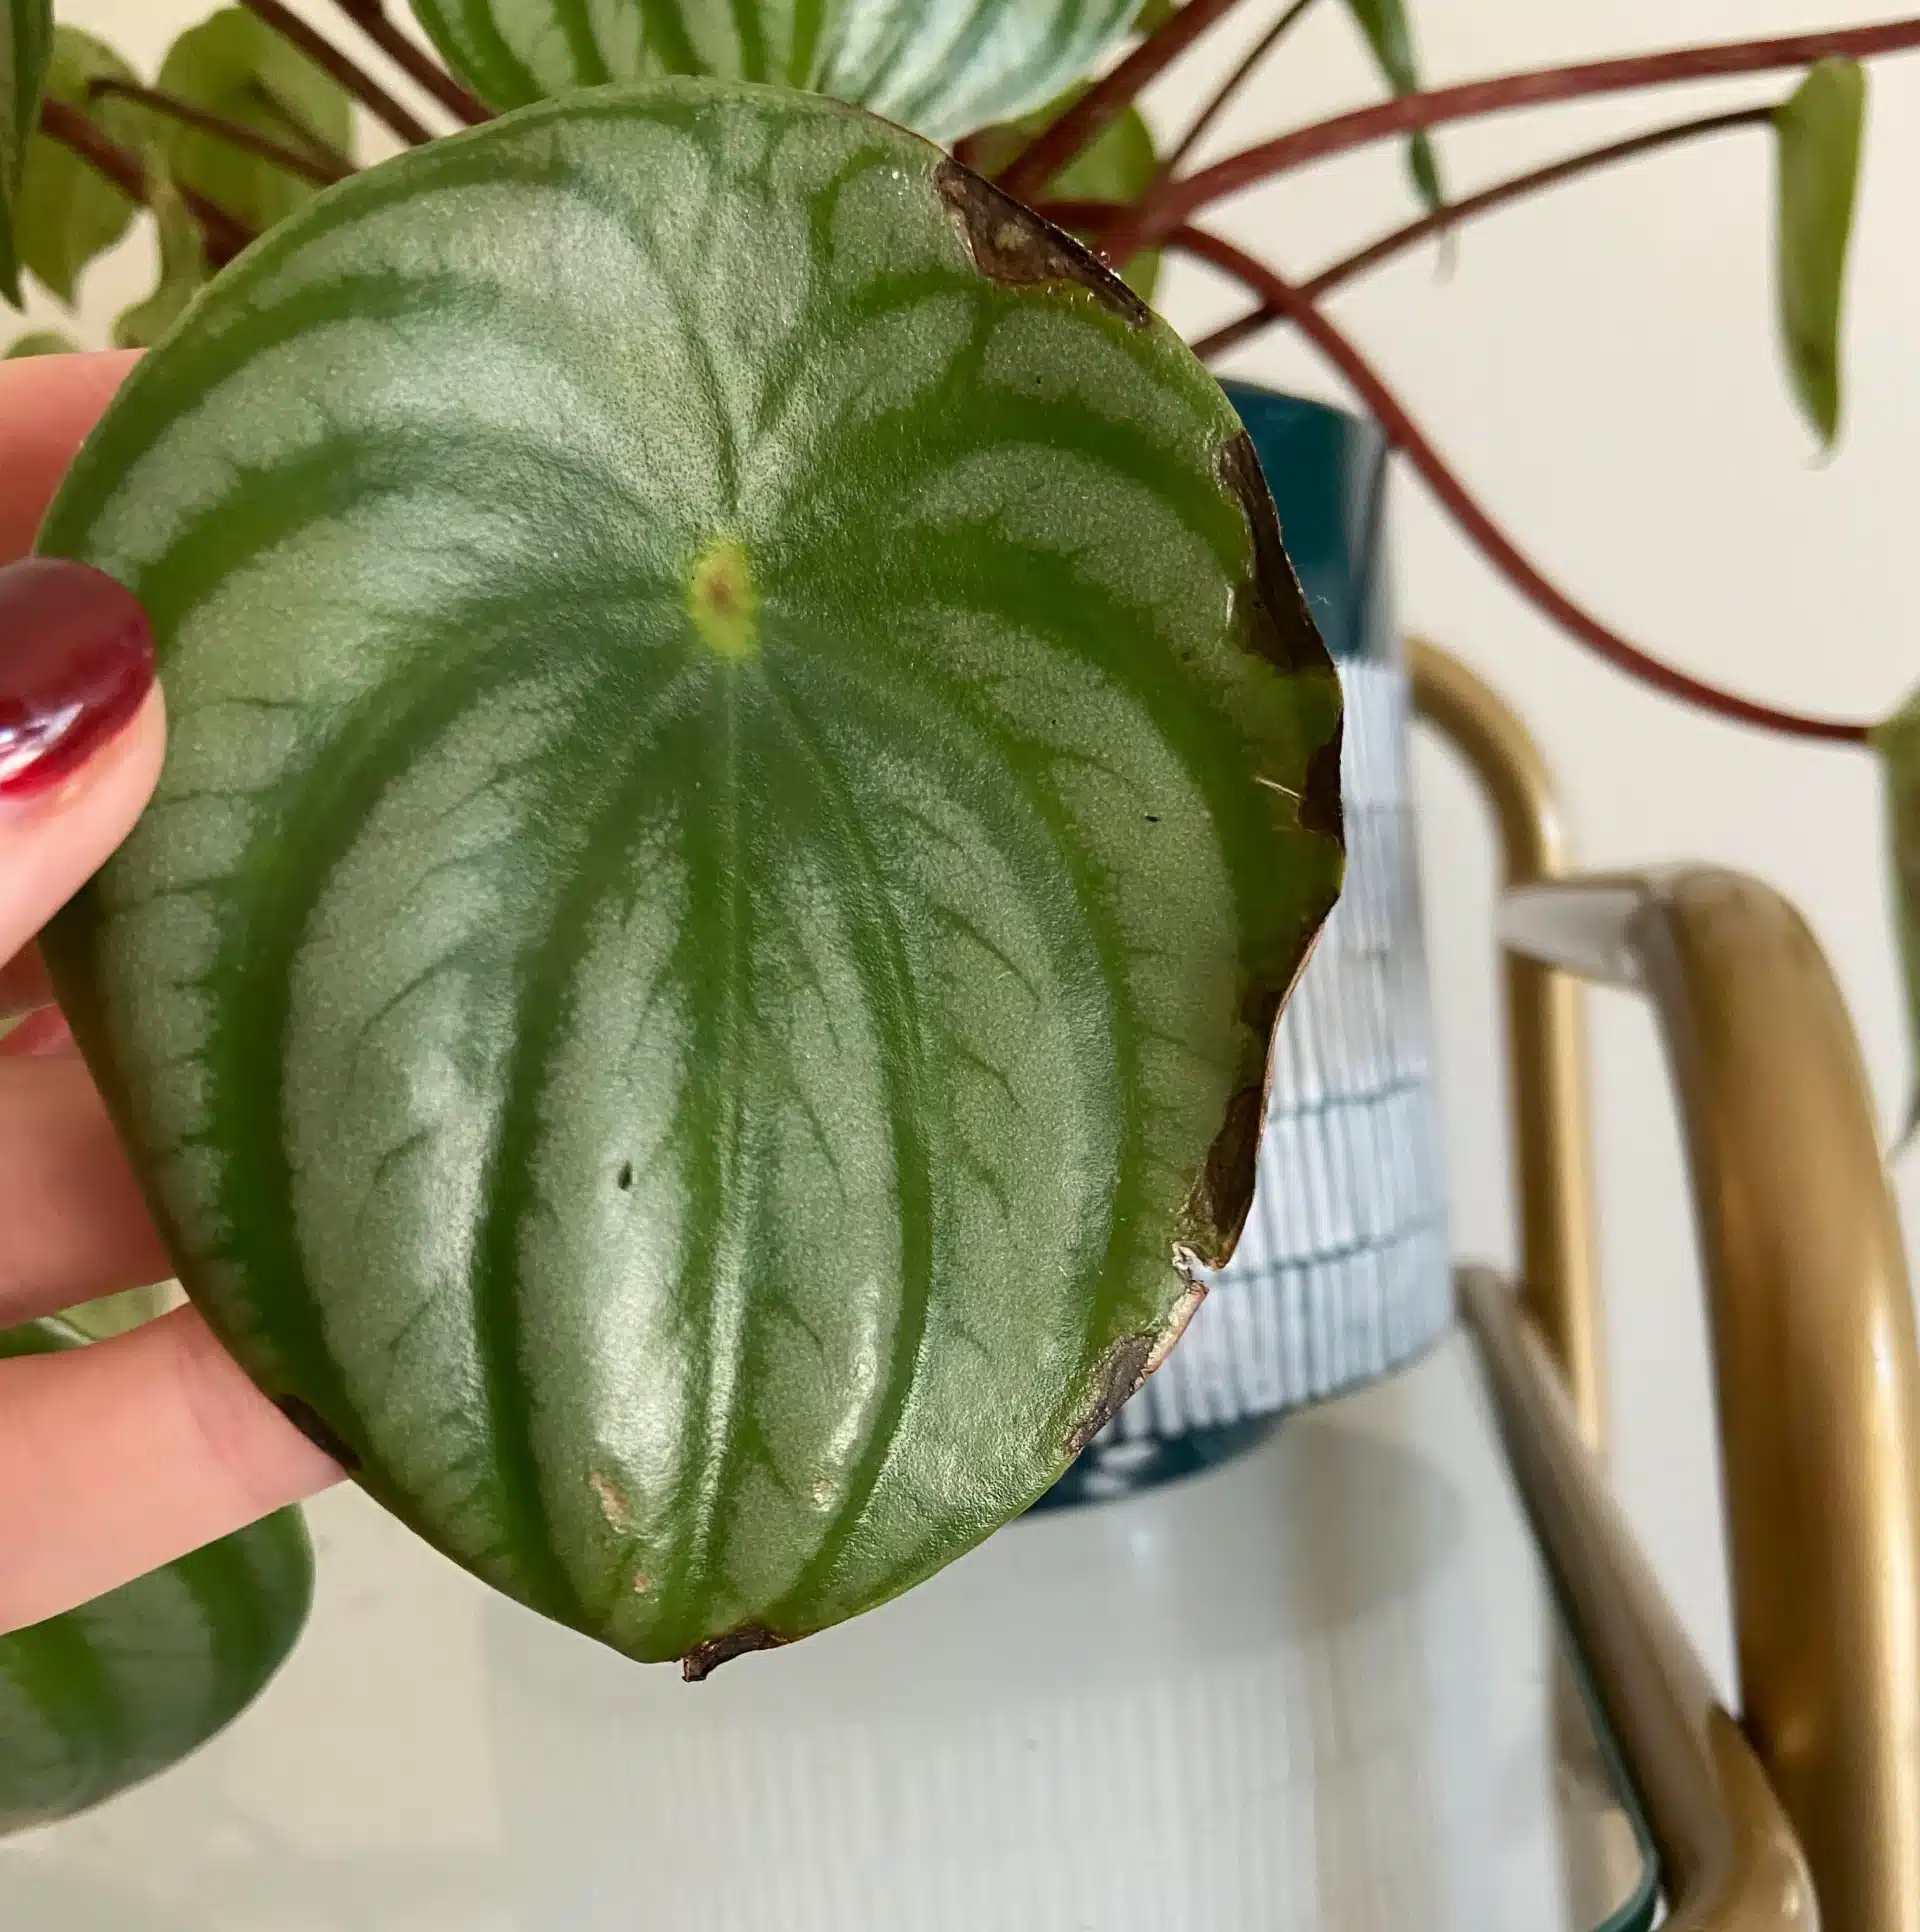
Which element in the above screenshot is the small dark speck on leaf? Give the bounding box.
[617,1161,634,1191]
[1144,814,1160,823]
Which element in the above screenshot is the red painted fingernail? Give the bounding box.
[0,558,155,802]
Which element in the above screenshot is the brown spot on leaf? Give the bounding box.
[681,1624,789,1683]
[1299,728,1344,839]
[276,1396,361,1473]
[1064,1332,1155,1460]
[588,1469,633,1535]
[934,159,1149,329]
[1185,1080,1267,1267]
[1216,430,1341,689]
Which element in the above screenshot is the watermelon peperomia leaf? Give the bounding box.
[405,0,1139,142]
[39,82,1342,1676]
[964,85,1162,300]
[0,1317,312,1834]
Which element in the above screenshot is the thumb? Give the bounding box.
[0,558,164,972]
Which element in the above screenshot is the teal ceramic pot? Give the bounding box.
[1040,385,1452,1507]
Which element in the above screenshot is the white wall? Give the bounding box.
[23,0,1920,1696]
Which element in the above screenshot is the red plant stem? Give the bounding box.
[328,0,491,125]
[1159,0,1326,178]
[1140,17,1920,241]
[38,97,255,265]
[88,79,351,187]
[994,0,1263,204]
[1190,102,1772,361]
[1171,221,1873,745]
[239,0,434,147]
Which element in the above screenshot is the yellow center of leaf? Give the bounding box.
[686,536,760,662]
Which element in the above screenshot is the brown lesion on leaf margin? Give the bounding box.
[681,1623,790,1684]
[1064,1281,1209,1459]
[1175,433,1345,1273]
[1215,431,1344,839]
[935,158,1150,329]
[935,150,1344,1425]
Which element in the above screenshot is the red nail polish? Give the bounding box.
[0,558,155,802]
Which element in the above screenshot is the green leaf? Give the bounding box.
[151,7,352,237]
[58,1281,176,1339]
[0,1316,312,1835]
[0,0,51,303]
[1133,0,1180,28]
[1774,57,1864,447]
[11,26,143,308]
[1874,696,1920,1137]
[965,87,1162,300]
[14,29,140,308]
[5,324,73,354]
[39,83,1343,1672]
[1341,0,1442,214]
[111,168,209,348]
[405,0,1138,142]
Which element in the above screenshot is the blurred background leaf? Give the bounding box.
[57,1283,179,1340]
[1,0,52,303]
[12,26,142,307]
[0,1313,314,1839]
[112,167,207,346]
[150,7,352,236]
[406,0,1137,145]
[1342,0,1443,213]
[1773,56,1864,447]
[1872,691,1920,1140]
[5,324,75,354]
[966,86,1163,300]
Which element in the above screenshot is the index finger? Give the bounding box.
[0,350,141,564]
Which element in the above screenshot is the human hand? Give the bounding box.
[1,352,343,1637]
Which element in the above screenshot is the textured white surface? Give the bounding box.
[7,1336,1639,1930]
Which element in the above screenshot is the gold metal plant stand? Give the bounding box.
[1409,640,1920,1932]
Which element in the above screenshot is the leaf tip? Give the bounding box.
[680,1623,789,1683]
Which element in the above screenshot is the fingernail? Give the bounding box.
[0,558,155,803]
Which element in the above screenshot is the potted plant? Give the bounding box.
[2,0,1913,1827]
